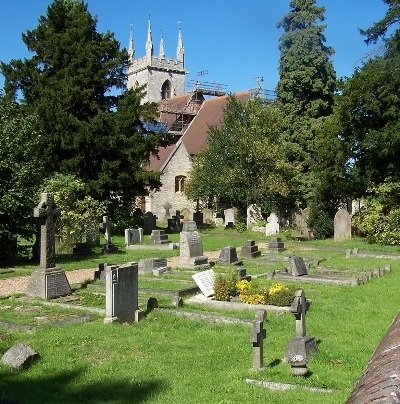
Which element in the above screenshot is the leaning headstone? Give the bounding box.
[285,290,317,362]
[334,208,352,242]
[218,246,242,265]
[27,193,71,299]
[224,207,238,227]
[1,343,39,369]
[192,269,215,297]
[150,229,170,244]
[241,240,261,259]
[104,262,142,323]
[290,256,308,276]
[250,310,267,370]
[179,221,209,269]
[143,211,157,235]
[266,212,279,236]
[99,216,118,253]
[125,228,143,246]
[268,237,285,253]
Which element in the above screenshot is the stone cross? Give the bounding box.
[290,289,310,338]
[250,309,267,370]
[163,202,172,218]
[100,216,113,245]
[33,193,59,269]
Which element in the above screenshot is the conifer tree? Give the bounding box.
[1,0,168,204]
[276,0,336,204]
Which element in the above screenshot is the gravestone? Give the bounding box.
[99,216,118,253]
[290,256,308,276]
[150,229,170,244]
[167,210,183,232]
[224,207,238,227]
[285,290,317,362]
[125,228,143,246]
[179,221,209,269]
[268,237,285,253]
[143,211,157,235]
[138,258,169,275]
[163,202,172,221]
[181,208,191,222]
[218,246,242,265]
[265,212,279,236]
[250,310,267,370]
[334,208,352,242]
[192,269,215,297]
[27,193,71,299]
[292,207,312,239]
[241,240,261,259]
[203,209,213,224]
[94,262,107,281]
[247,204,263,230]
[193,211,204,227]
[104,262,142,323]
[1,343,38,369]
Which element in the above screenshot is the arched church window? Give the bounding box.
[175,175,186,193]
[161,80,172,99]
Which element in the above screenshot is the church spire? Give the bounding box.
[146,17,153,59]
[128,22,135,61]
[176,20,184,65]
[159,30,165,59]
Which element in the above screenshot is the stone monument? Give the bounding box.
[179,221,209,270]
[266,212,279,236]
[250,309,267,370]
[27,193,71,299]
[334,208,352,242]
[99,216,118,253]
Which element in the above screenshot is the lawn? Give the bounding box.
[0,226,399,403]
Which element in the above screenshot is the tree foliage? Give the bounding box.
[42,173,106,253]
[185,95,296,217]
[1,0,169,204]
[276,0,336,205]
[0,93,43,263]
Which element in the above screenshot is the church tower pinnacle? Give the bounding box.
[128,22,135,62]
[176,21,184,64]
[146,18,153,59]
[159,31,165,59]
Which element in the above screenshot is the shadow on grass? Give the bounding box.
[0,367,166,403]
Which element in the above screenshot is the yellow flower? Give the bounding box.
[269,283,289,295]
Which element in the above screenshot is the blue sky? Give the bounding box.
[0,0,389,93]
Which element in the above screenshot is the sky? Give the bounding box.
[0,0,389,94]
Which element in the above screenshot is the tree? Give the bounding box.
[185,95,295,220]
[0,93,43,264]
[276,0,336,205]
[1,0,169,205]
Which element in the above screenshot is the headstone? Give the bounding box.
[247,204,263,230]
[224,207,238,227]
[285,290,317,362]
[27,193,71,299]
[292,207,312,239]
[203,209,213,224]
[138,258,169,275]
[334,208,352,242]
[1,343,38,369]
[147,297,158,312]
[241,240,261,259]
[265,212,279,236]
[143,211,157,235]
[72,242,91,255]
[218,246,242,265]
[250,310,267,370]
[167,210,183,232]
[99,216,118,253]
[163,202,172,221]
[268,237,285,253]
[104,262,142,323]
[94,262,107,281]
[193,211,204,226]
[181,208,191,222]
[192,269,215,297]
[180,221,209,269]
[290,256,308,276]
[125,228,143,246]
[150,229,170,244]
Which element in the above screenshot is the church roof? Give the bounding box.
[147,90,253,172]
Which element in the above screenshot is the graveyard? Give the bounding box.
[1,223,400,403]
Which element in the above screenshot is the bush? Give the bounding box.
[265,283,296,306]
[214,271,238,301]
[307,205,333,239]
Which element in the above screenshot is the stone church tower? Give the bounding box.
[127,20,187,103]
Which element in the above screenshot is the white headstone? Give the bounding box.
[224,207,238,226]
[192,269,215,297]
[266,212,279,236]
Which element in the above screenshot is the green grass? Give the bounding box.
[1,228,400,403]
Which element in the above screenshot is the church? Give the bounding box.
[127,20,255,222]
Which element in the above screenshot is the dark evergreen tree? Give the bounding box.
[276,0,336,205]
[1,0,169,204]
